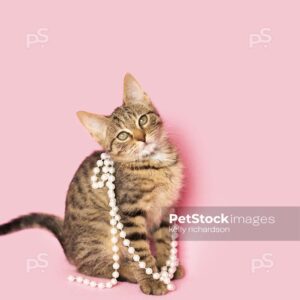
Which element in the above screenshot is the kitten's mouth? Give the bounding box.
[140,143,157,157]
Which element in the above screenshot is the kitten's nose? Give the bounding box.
[133,129,145,142]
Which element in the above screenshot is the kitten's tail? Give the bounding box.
[0,213,64,249]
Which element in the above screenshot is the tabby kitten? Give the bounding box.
[0,74,184,295]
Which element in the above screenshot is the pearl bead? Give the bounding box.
[110,219,117,226]
[170,248,177,255]
[101,153,108,160]
[111,227,117,234]
[101,174,109,181]
[111,236,118,244]
[153,272,160,280]
[171,241,178,247]
[167,283,175,291]
[133,254,140,262]
[68,275,75,282]
[91,175,97,182]
[161,266,167,271]
[108,190,115,198]
[170,254,177,261]
[119,230,126,238]
[89,281,97,287]
[76,276,83,283]
[109,201,116,208]
[111,278,117,285]
[108,167,115,174]
[145,268,153,275]
[128,247,135,254]
[102,166,109,173]
[161,271,169,278]
[110,210,116,217]
[106,182,115,189]
[139,261,146,269]
[123,239,130,247]
[170,261,177,268]
[115,214,121,221]
[83,278,90,285]
[112,206,119,213]
[97,181,104,188]
[163,278,171,284]
[172,232,178,239]
[92,182,98,189]
[168,266,177,274]
[96,160,104,167]
[98,282,105,289]
[106,282,113,288]
[109,197,116,202]
[112,254,119,261]
[108,175,115,182]
[112,245,119,252]
[104,159,111,166]
[116,223,123,230]
[113,262,120,269]
[112,271,119,278]
[93,167,100,174]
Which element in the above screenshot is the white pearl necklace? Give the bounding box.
[67,152,179,292]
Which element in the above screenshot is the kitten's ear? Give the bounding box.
[77,111,109,144]
[123,73,152,106]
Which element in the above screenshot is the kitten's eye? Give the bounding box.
[139,115,148,127]
[117,131,129,141]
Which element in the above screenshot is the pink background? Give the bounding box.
[0,1,299,299]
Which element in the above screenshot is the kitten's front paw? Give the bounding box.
[172,264,185,280]
[139,278,168,295]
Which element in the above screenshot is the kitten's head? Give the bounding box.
[77,74,170,163]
